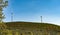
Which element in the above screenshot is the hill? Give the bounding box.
[5,21,60,31]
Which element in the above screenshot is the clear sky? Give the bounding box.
[3,0,60,25]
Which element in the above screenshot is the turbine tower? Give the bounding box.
[0,0,8,22]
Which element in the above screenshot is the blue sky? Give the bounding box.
[3,0,60,25]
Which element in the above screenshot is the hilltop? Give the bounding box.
[3,21,60,31]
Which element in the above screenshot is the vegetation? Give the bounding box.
[5,21,60,31]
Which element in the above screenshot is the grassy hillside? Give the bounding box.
[5,21,60,31]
